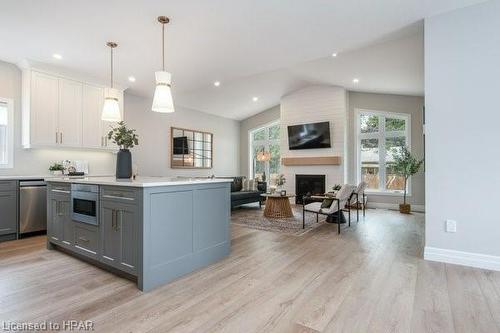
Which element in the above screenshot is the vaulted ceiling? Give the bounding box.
[0,0,488,119]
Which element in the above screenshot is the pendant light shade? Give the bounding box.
[102,42,122,121]
[152,16,175,113]
[152,71,174,113]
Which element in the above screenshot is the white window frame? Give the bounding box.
[249,120,280,179]
[0,97,14,169]
[355,109,411,196]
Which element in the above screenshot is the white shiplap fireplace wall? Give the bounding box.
[280,85,348,196]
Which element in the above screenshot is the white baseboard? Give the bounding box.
[367,202,425,212]
[424,246,500,272]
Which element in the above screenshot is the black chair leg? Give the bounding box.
[337,210,341,234]
[356,193,359,222]
[302,208,305,229]
[348,209,351,227]
[316,213,319,223]
[363,193,366,217]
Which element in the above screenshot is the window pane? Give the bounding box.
[269,143,280,180]
[360,114,379,133]
[268,124,280,140]
[252,128,266,141]
[360,138,379,189]
[385,117,406,131]
[385,136,406,191]
[253,145,265,179]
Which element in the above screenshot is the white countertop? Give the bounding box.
[0,175,112,181]
[45,176,233,188]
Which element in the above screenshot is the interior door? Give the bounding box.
[58,78,83,147]
[82,84,105,148]
[31,71,59,146]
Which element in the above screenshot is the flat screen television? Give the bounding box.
[287,121,331,150]
[173,136,189,154]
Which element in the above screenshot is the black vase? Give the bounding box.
[116,149,132,179]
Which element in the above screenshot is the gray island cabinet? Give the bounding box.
[46,177,232,292]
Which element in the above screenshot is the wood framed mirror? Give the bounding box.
[170,127,213,169]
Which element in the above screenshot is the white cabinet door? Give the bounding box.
[82,84,105,148]
[31,71,59,146]
[58,78,83,147]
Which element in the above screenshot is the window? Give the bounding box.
[249,122,280,181]
[356,109,410,194]
[0,98,14,168]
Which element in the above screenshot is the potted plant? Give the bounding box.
[107,121,139,179]
[391,146,424,214]
[276,174,286,190]
[48,162,64,176]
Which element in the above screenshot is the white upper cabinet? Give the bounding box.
[82,84,104,148]
[58,78,83,147]
[22,68,124,150]
[30,71,59,145]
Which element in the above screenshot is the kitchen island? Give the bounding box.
[45,176,232,292]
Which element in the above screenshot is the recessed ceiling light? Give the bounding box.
[332,53,338,57]
[128,76,136,82]
[52,53,62,60]
[214,81,221,87]
[252,97,259,102]
[352,78,360,84]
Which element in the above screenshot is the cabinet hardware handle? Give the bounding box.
[78,237,89,242]
[52,189,70,194]
[116,210,121,231]
[111,209,116,230]
[56,132,58,144]
[60,132,63,144]
[105,137,108,146]
[102,195,134,201]
[101,136,104,147]
[0,228,11,232]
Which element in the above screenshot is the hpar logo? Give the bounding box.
[62,320,95,331]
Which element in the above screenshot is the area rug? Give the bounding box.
[231,204,326,236]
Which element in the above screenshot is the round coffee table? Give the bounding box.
[261,194,296,218]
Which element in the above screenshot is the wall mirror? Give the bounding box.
[171,127,213,169]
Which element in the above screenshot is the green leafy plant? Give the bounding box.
[107,121,139,149]
[391,146,424,205]
[276,174,286,186]
[332,184,342,191]
[48,162,64,171]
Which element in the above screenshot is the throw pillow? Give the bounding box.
[231,177,243,192]
[248,179,256,191]
[321,198,334,208]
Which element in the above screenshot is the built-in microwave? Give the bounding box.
[71,184,99,225]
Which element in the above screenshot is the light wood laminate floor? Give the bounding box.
[1,209,500,332]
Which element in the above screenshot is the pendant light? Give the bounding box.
[152,16,175,113]
[101,42,122,121]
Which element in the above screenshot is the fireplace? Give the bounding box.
[295,174,326,204]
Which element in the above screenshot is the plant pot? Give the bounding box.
[116,149,132,179]
[51,170,63,176]
[399,203,411,214]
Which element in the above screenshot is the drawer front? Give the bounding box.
[101,187,137,203]
[0,181,17,192]
[74,223,99,258]
[49,183,71,196]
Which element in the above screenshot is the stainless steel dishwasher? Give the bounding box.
[19,180,47,235]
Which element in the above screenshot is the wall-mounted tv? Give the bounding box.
[287,121,331,150]
[173,136,189,154]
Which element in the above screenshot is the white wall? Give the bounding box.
[0,61,115,176]
[425,0,500,266]
[280,85,347,194]
[125,94,240,177]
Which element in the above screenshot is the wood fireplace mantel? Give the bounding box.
[281,156,341,166]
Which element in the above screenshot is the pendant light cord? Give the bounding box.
[110,46,114,89]
[162,22,165,71]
